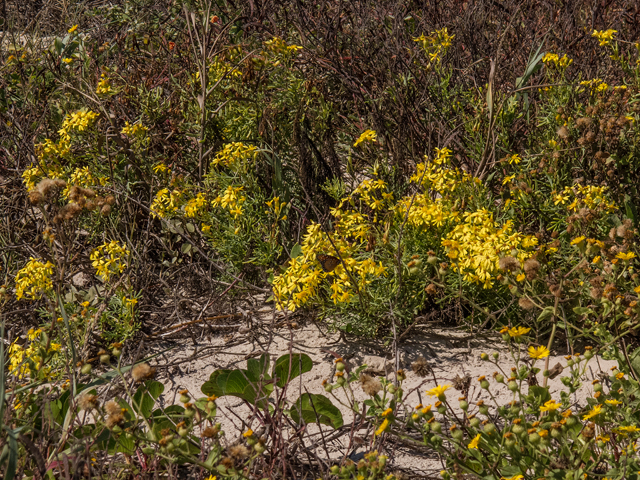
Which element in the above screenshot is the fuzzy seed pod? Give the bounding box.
[499,256,519,272]
[229,444,249,459]
[131,363,156,383]
[359,374,382,396]
[557,126,569,140]
[106,195,116,206]
[518,297,535,310]
[78,393,99,411]
[548,284,562,297]
[585,131,596,143]
[523,259,540,280]
[425,283,437,295]
[28,190,45,205]
[411,357,431,377]
[101,204,112,216]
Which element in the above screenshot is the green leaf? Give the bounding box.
[1,427,18,480]
[290,244,303,259]
[289,393,343,429]
[273,354,313,388]
[246,353,271,381]
[132,380,163,419]
[573,307,593,316]
[538,306,555,322]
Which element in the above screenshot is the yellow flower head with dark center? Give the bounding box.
[508,326,531,338]
[528,345,550,359]
[468,433,480,449]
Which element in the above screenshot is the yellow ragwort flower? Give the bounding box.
[528,345,550,360]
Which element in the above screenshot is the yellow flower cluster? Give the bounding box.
[410,147,475,195]
[264,37,303,55]
[213,186,245,219]
[341,177,392,213]
[150,188,183,218]
[63,110,99,133]
[266,196,286,221]
[353,129,377,147]
[121,121,148,137]
[21,164,64,191]
[579,78,608,93]
[90,240,130,281]
[34,110,99,164]
[398,196,458,229]
[553,184,616,213]
[62,166,107,197]
[442,209,538,288]
[273,216,386,311]
[413,28,455,65]
[8,329,61,380]
[592,29,617,47]
[185,192,207,217]
[542,52,573,68]
[211,142,258,168]
[96,73,113,95]
[15,258,55,300]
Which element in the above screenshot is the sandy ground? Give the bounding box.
[147,301,617,478]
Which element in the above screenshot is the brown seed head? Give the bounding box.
[499,256,519,272]
[411,357,430,378]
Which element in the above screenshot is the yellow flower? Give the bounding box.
[62,58,73,64]
[540,399,562,412]
[616,372,625,380]
[508,326,531,338]
[500,476,523,480]
[468,433,480,449]
[427,384,451,398]
[375,418,389,436]
[605,399,622,406]
[582,404,602,420]
[354,129,377,147]
[528,345,550,360]
[508,154,521,165]
[68,25,78,33]
[592,29,617,47]
[381,407,393,417]
[570,236,586,246]
[243,429,253,437]
[201,224,211,233]
[516,273,526,282]
[205,476,217,480]
[616,252,636,261]
[592,256,601,264]
[616,425,640,433]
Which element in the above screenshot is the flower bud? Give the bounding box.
[459,400,469,411]
[528,432,541,444]
[336,376,346,386]
[178,427,189,437]
[324,383,333,392]
[254,443,266,454]
[508,381,518,392]
[494,374,504,383]
[479,405,489,416]
[480,353,489,361]
[100,353,110,364]
[336,362,345,372]
[180,394,191,404]
[492,352,499,360]
[81,363,93,375]
[593,382,603,393]
[480,379,490,390]
[451,427,463,441]
[431,421,442,433]
[470,417,481,428]
[484,423,496,435]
